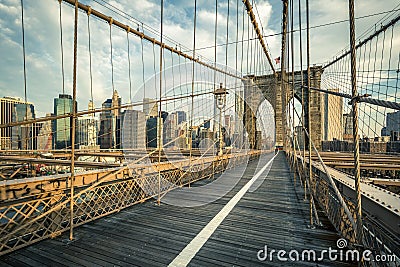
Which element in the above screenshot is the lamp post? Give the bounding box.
[214,83,228,156]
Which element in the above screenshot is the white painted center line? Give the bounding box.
[168,152,278,267]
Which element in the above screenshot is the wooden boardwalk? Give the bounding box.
[0,152,355,266]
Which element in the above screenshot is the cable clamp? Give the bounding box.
[348,93,370,105]
[87,6,92,16]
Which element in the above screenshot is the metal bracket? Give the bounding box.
[348,93,371,105]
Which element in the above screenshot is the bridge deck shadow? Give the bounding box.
[0,153,356,267]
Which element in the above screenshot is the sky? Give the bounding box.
[0,0,399,119]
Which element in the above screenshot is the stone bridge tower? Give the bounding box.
[244,66,325,150]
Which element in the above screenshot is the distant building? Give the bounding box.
[324,89,343,141]
[381,126,390,137]
[161,111,168,122]
[0,96,37,150]
[175,111,187,124]
[386,111,400,141]
[53,94,76,149]
[343,113,353,141]
[143,98,158,118]
[224,114,234,140]
[99,91,121,149]
[203,120,211,129]
[146,117,158,148]
[121,110,146,150]
[164,112,178,147]
[198,128,214,152]
[235,90,245,134]
[175,121,189,149]
[37,113,53,150]
[12,100,36,150]
[99,99,112,148]
[77,101,99,150]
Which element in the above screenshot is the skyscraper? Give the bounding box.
[146,117,158,148]
[37,113,53,150]
[121,110,146,150]
[99,91,121,149]
[0,96,36,150]
[76,101,99,149]
[143,98,158,118]
[387,111,400,141]
[53,94,76,149]
[175,111,187,124]
[99,99,113,148]
[324,88,343,141]
[224,114,234,139]
[164,112,178,146]
[343,113,353,141]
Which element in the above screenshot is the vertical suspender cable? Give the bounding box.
[348,0,363,246]
[157,0,164,205]
[87,8,93,104]
[280,0,288,152]
[59,0,65,97]
[189,0,197,186]
[69,0,78,241]
[224,0,229,86]
[214,0,218,85]
[249,13,253,75]
[290,0,296,185]
[127,28,132,103]
[109,20,115,93]
[87,8,94,150]
[59,1,67,149]
[234,0,238,146]
[286,0,291,160]
[213,0,218,161]
[240,5,244,75]
[20,0,28,150]
[109,18,115,149]
[298,0,307,200]
[235,0,238,74]
[247,14,250,74]
[141,23,146,99]
[306,0,314,226]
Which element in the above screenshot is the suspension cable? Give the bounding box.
[348,0,364,246]
[157,0,164,205]
[109,18,115,93]
[127,27,132,103]
[87,7,94,104]
[19,0,29,150]
[189,0,197,170]
[58,1,65,96]
[290,0,297,185]
[58,0,67,150]
[298,0,306,200]
[69,0,79,241]
[224,0,229,86]
[141,23,146,99]
[212,0,218,150]
[306,0,314,227]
